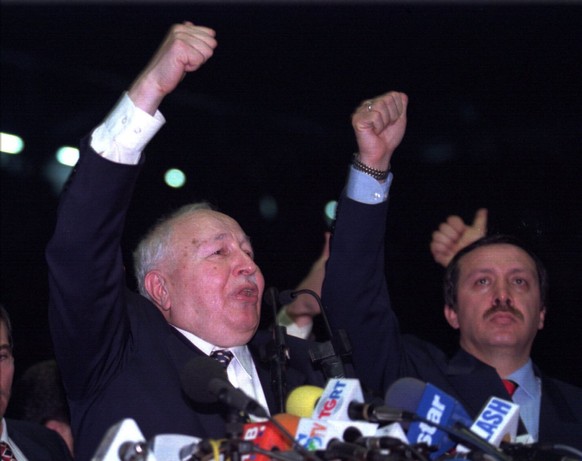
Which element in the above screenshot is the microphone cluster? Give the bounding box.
[91,360,582,461]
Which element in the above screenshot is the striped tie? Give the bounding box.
[0,442,17,461]
[210,349,234,369]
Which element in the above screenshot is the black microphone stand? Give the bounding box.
[264,287,289,414]
[283,289,352,379]
[224,409,246,461]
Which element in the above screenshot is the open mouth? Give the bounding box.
[235,285,258,301]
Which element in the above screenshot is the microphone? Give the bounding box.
[385,377,509,461]
[322,432,420,461]
[322,439,373,461]
[456,396,520,454]
[263,286,289,414]
[148,434,200,461]
[373,422,410,446]
[91,418,157,461]
[294,419,378,453]
[289,379,378,451]
[279,289,351,379]
[178,414,306,461]
[500,442,582,461]
[347,401,411,424]
[239,416,296,461]
[312,378,364,421]
[286,385,324,418]
[343,426,408,450]
[180,356,269,418]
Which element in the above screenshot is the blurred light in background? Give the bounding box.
[164,168,186,188]
[259,195,278,221]
[0,132,24,154]
[324,200,337,222]
[55,146,79,166]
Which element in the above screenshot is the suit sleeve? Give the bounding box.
[46,136,142,401]
[7,419,74,461]
[322,192,403,397]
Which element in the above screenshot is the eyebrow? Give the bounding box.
[465,267,534,278]
[0,344,12,352]
[214,233,253,246]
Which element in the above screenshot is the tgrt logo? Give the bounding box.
[316,380,347,419]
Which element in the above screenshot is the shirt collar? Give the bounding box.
[507,359,539,399]
[0,418,7,443]
[172,325,253,378]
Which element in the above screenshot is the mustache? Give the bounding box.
[483,300,524,321]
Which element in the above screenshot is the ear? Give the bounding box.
[444,304,460,329]
[144,271,171,312]
[538,305,546,330]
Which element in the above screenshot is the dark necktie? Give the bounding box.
[210,349,234,369]
[0,442,17,461]
[502,379,518,397]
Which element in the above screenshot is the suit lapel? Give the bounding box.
[444,349,505,417]
[445,349,531,436]
[538,371,578,440]
[6,420,59,461]
[164,327,230,437]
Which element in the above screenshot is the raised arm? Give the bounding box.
[46,22,216,400]
[323,92,408,396]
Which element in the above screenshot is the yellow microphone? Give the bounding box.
[286,385,324,418]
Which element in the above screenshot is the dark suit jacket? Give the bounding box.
[322,193,582,450]
[5,418,73,461]
[46,139,326,461]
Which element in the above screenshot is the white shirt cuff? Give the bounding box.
[90,92,165,165]
[277,307,313,340]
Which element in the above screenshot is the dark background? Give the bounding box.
[1,2,581,389]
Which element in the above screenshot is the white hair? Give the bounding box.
[133,202,213,300]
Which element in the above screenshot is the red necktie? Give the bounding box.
[0,442,17,461]
[502,379,518,397]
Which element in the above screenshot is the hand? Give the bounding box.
[352,91,408,172]
[128,22,217,114]
[430,208,488,267]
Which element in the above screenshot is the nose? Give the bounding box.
[235,250,259,276]
[493,280,513,306]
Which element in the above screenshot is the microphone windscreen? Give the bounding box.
[286,385,324,417]
[384,377,426,412]
[273,413,301,438]
[179,356,227,404]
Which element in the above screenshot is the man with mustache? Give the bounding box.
[322,92,582,448]
[46,22,328,460]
